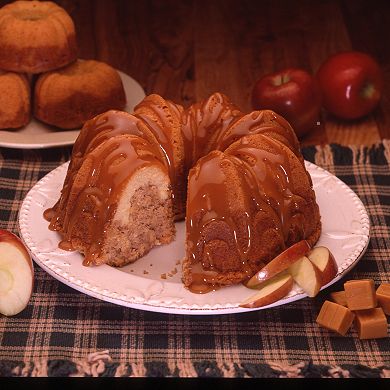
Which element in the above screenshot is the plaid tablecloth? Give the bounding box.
[0,141,389,378]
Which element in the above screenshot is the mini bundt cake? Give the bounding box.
[45,93,321,292]
[0,1,77,74]
[0,70,30,129]
[34,59,127,129]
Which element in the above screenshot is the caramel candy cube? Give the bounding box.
[316,300,355,336]
[330,291,347,306]
[344,279,377,310]
[376,283,390,315]
[355,308,388,339]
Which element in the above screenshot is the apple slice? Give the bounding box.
[307,246,338,286]
[0,229,34,316]
[288,256,322,297]
[240,272,293,308]
[245,240,311,289]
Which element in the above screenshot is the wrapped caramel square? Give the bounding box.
[344,279,377,310]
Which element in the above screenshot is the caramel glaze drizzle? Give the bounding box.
[46,135,165,266]
[73,108,176,183]
[186,151,247,293]
[72,110,144,157]
[133,97,183,200]
[213,110,301,159]
[229,136,306,241]
[45,111,146,222]
[45,104,179,226]
[181,93,242,172]
[186,135,306,294]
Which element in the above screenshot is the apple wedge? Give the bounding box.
[288,256,322,297]
[240,272,293,308]
[0,229,34,316]
[245,240,311,289]
[307,246,338,286]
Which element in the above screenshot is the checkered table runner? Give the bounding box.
[0,141,389,378]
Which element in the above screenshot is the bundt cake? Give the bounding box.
[0,70,30,129]
[0,1,77,74]
[34,59,127,129]
[45,93,321,292]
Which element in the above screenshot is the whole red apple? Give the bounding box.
[251,68,322,138]
[316,51,383,120]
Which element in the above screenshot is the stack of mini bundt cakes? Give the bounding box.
[0,0,126,130]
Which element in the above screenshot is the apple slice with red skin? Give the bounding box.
[245,240,311,289]
[240,272,293,308]
[288,256,322,297]
[307,246,338,287]
[0,229,34,316]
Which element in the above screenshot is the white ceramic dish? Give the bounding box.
[0,71,145,149]
[18,161,370,315]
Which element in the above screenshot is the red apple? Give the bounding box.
[316,51,383,119]
[251,68,322,138]
[0,229,34,316]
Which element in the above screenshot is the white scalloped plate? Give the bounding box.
[18,161,370,315]
[0,70,145,149]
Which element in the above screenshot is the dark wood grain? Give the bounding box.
[1,0,389,146]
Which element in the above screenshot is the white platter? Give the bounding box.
[18,161,370,315]
[0,71,145,149]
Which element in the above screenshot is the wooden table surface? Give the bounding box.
[3,0,390,147]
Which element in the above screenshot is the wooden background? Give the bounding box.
[2,0,389,146]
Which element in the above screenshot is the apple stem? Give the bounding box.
[273,74,290,86]
[360,82,375,99]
